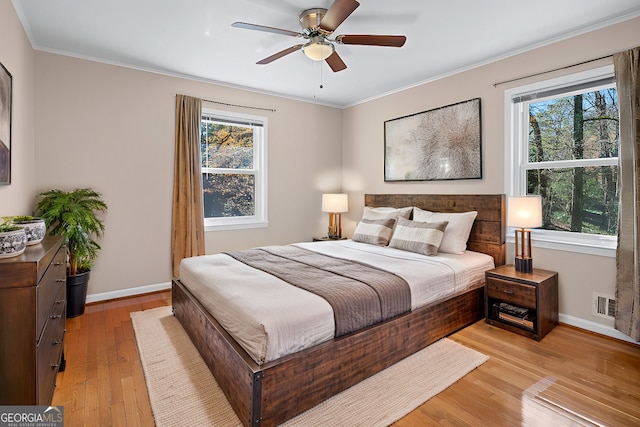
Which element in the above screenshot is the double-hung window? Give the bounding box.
[505,65,619,256]
[200,109,267,230]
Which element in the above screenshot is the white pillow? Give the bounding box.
[362,206,412,221]
[412,207,477,254]
[389,218,448,256]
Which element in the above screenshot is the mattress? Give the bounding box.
[179,240,494,365]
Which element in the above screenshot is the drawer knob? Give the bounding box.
[503,290,514,295]
[53,339,61,345]
[51,363,59,368]
[54,262,63,266]
[56,278,65,283]
[55,300,64,304]
[50,314,62,319]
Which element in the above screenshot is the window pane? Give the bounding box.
[201,123,254,169]
[202,173,255,218]
[528,89,618,162]
[526,166,618,236]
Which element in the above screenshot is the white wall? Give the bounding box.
[34,52,342,297]
[0,2,36,215]
[342,17,640,340]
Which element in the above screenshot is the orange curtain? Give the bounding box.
[614,47,640,341]
[171,95,205,278]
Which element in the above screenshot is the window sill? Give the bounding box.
[204,221,269,232]
[507,233,616,258]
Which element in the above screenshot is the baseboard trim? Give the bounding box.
[559,313,639,345]
[86,282,172,303]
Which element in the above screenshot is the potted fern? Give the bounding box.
[35,188,108,317]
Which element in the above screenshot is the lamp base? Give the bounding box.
[327,212,342,239]
[515,257,533,273]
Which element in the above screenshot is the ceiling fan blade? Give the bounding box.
[231,22,303,38]
[256,45,303,65]
[337,34,406,47]
[320,0,360,32]
[325,51,347,72]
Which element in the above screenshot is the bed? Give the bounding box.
[172,194,506,426]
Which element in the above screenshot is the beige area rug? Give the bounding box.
[131,306,488,427]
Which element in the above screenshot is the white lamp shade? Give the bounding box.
[508,196,543,228]
[322,193,348,213]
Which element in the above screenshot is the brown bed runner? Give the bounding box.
[225,245,411,337]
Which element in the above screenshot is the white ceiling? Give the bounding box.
[12,0,640,108]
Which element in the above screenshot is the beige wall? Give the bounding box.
[33,53,342,297]
[342,17,640,338]
[0,2,36,215]
[4,0,639,339]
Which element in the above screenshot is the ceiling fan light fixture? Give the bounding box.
[303,40,334,61]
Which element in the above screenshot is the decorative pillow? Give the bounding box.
[350,206,412,246]
[389,218,448,256]
[352,217,397,246]
[412,208,478,254]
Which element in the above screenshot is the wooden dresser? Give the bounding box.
[0,236,67,405]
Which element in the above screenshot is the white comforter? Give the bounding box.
[179,240,494,365]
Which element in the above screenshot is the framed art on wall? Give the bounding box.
[384,98,482,181]
[0,61,11,185]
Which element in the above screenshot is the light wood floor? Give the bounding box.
[52,290,640,426]
[52,291,171,426]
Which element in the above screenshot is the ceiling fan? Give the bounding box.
[231,0,407,72]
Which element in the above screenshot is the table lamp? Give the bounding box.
[507,195,542,273]
[322,194,348,239]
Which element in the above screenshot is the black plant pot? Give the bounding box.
[67,271,90,318]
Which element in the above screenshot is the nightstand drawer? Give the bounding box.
[486,277,536,309]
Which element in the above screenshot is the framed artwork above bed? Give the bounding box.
[384,98,482,182]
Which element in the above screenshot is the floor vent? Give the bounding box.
[593,293,616,319]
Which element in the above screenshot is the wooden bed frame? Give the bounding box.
[172,194,505,426]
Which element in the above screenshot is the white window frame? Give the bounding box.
[504,65,617,258]
[201,108,268,231]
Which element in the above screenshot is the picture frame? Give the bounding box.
[384,98,482,181]
[0,61,12,185]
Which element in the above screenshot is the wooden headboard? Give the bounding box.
[365,194,506,266]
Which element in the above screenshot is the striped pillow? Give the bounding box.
[389,218,448,256]
[352,217,397,246]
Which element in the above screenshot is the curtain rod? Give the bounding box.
[201,98,276,112]
[493,54,613,87]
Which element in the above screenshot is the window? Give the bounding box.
[200,109,267,230]
[505,66,619,256]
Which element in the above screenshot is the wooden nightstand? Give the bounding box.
[312,237,347,242]
[485,264,558,341]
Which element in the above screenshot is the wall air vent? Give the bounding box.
[593,293,616,319]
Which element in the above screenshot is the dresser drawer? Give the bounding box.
[36,247,66,337]
[486,277,536,309]
[0,236,64,405]
[36,298,65,405]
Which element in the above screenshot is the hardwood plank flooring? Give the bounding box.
[52,290,640,426]
[52,291,171,427]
